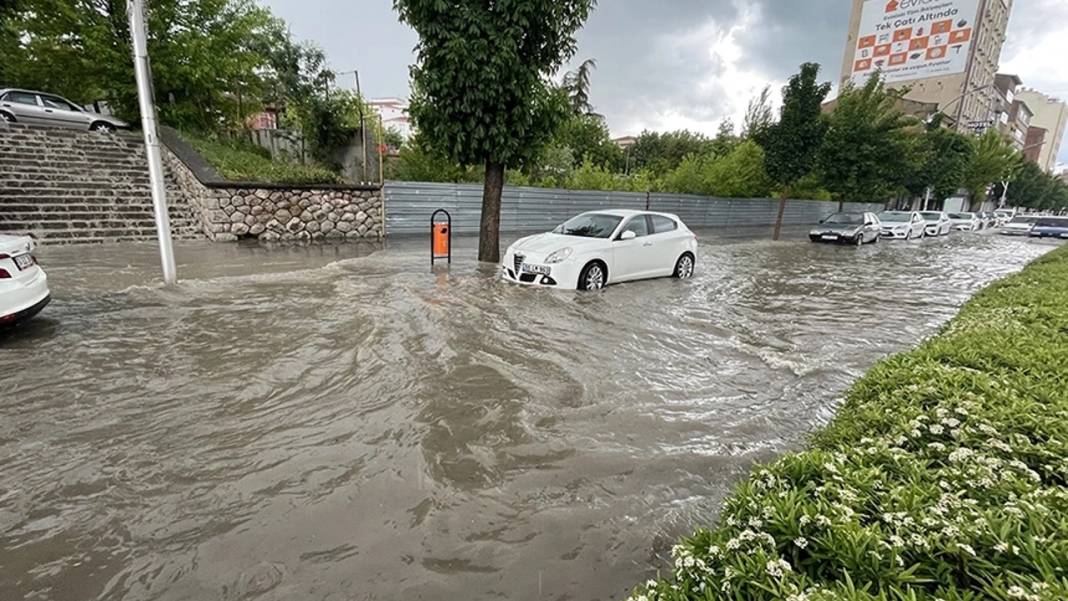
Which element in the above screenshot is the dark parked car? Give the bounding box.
[809,212,882,245]
[1029,217,1068,239]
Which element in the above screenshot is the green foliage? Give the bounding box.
[819,75,919,204]
[631,244,1068,601]
[962,130,1019,210]
[551,113,625,170]
[287,90,376,167]
[756,63,832,196]
[659,141,773,198]
[909,119,976,203]
[393,0,594,171]
[1007,161,1068,211]
[1,0,279,130]
[630,130,718,176]
[181,132,342,185]
[388,134,482,183]
[704,140,773,198]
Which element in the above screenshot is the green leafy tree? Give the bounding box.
[710,119,740,157]
[906,117,975,206]
[551,113,624,170]
[962,130,1018,210]
[704,140,772,198]
[1005,160,1068,210]
[630,130,717,176]
[755,63,831,239]
[661,154,710,195]
[394,0,595,262]
[819,75,919,209]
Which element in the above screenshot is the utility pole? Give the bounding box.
[127,0,177,285]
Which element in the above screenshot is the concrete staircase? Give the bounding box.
[0,124,204,244]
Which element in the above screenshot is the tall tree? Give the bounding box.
[742,86,774,139]
[819,75,918,210]
[755,63,831,240]
[562,58,600,117]
[961,130,1017,211]
[394,0,596,263]
[906,116,975,207]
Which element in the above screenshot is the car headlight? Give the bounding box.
[544,248,573,264]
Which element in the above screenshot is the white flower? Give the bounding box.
[929,424,945,435]
[957,543,976,557]
[794,536,808,549]
[708,545,721,558]
[995,542,1008,553]
[799,515,811,526]
[765,557,793,578]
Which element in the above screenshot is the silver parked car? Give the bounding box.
[0,88,129,132]
[948,212,980,231]
[809,212,882,245]
[879,211,927,240]
[919,211,953,236]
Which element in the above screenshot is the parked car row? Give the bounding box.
[1005,215,1068,239]
[810,209,1019,245]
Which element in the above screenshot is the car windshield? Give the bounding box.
[880,212,910,223]
[822,213,865,225]
[553,213,624,238]
[1036,218,1068,228]
[920,212,943,219]
[1010,216,1037,224]
[949,213,973,219]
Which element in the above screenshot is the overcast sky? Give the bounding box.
[263,0,1068,168]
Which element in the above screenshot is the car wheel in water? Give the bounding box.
[90,122,115,133]
[0,112,14,123]
[578,262,606,291]
[855,234,864,246]
[673,253,695,279]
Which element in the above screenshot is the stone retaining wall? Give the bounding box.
[162,146,383,243]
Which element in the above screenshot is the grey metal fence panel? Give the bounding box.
[385,181,888,236]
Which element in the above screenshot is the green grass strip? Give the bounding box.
[180,131,343,185]
[632,244,1068,601]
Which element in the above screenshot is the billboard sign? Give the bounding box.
[850,0,981,85]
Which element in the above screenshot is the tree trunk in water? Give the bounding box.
[837,198,845,212]
[772,188,790,241]
[479,159,505,263]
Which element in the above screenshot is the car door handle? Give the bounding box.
[642,241,653,247]
[44,109,54,113]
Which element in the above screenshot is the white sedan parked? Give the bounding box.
[919,211,953,236]
[503,210,698,290]
[0,235,50,329]
[879,211,927,240]
[948,212,980,231]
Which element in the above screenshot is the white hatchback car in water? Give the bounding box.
[0,235,50,329]
[503,210,698,290]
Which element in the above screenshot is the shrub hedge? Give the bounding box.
[631,244,1068,601]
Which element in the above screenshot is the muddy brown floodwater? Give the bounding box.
[0,230,1060,601]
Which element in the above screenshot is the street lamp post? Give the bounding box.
[127,0,177,285]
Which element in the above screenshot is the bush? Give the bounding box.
[630,245,1068,601]
[181,132,342,185]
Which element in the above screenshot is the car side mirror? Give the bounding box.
[619,230,637,241]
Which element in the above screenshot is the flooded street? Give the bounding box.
[0,230,1059,601]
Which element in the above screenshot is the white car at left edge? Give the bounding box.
[503,210,698,290]
[0,234,50,329]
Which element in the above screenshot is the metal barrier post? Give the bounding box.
[431,209,452,266]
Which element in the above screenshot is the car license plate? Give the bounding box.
[13,254,33,270]
[521,264,550,275]
[821,234,837,241]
